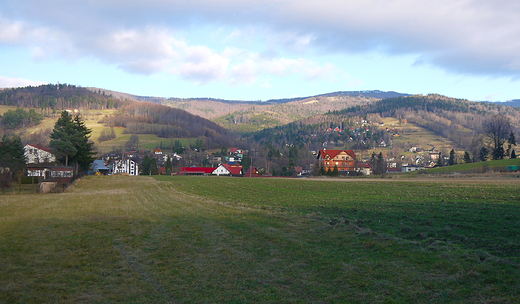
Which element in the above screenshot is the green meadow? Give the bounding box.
[1,176,519,303]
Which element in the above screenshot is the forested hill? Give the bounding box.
[338,94,519,141]
[243,94,520,155]
[332,94,520,119]
[0,84,234,149]
[0,84,127,110]
[100,102,234,148]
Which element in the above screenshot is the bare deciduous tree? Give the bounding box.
[483,115,512,160]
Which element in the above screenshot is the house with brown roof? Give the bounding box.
[316,149,357,173]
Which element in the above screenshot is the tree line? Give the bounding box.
[0,84,127,111]
[0,108,43,129]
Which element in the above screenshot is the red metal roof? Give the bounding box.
[181,167,216,174]
[222,164,243,175]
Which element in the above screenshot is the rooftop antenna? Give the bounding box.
[57,80,59,90]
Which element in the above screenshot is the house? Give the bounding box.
[180,167,216,175]
[172,153,183,161]
[386,167,402,174]
[356,163,373,175]
[212,164,243,176]
[429,152,440,160]
[24,144,56,164]
[90,160,110,175]
[243,167,260,177]
[113,159,139,175]
[401,165,425,172]
[295,166,303,176]
[27,165,73,181]
[316,149,357,172]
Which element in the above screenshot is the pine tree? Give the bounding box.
[508,131,517,158]
[71,114,96,171]
[319,165,326,176]
[165,155,172,174]
[448,149,456,166]
[50,111,78,167]
[332,165,339,176]
[463,151,472,163]
[50,111,95,171]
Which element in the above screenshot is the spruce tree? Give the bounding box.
[463,151,472,163]
[50,111,96,171]
[165,155,172,174]
[449,149,456,166]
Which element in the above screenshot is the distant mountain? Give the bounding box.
[498,100,520,107]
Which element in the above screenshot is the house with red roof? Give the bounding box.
[316,149,357,173]
[243,167,259,177]
[212,164,243,176]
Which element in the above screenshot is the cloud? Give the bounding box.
[3,0,520,81]
[0,76,46,88]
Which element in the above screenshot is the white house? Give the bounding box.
[24,144,56,164]
[401,165,425,172]
[112,159,139,175]
[212,164,243,176]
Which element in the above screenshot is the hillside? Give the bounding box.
[0,85,234,153]
[240,94,520,170]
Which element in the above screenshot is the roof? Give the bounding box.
[222,164,243,175]
[25,143,52,153]
[387,168,401,173]
[91,160,109,171]
[229,148,238,153]
[181,167,216,174]
[317,149,357,160]
[356,163,372,168]
[244,167,259,177]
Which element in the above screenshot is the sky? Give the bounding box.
[1,0,520,102]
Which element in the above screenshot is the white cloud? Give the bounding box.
[3,0,520,83]
[0,76,46,88]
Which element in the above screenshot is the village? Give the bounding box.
[23,140,452,192]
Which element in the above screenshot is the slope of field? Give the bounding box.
[1,176,519,302]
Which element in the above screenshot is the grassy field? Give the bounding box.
[1,176,519,303]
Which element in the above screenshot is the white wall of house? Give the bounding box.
[24,144,56,164]
[113,159,139,175]
[212,165,230,176]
